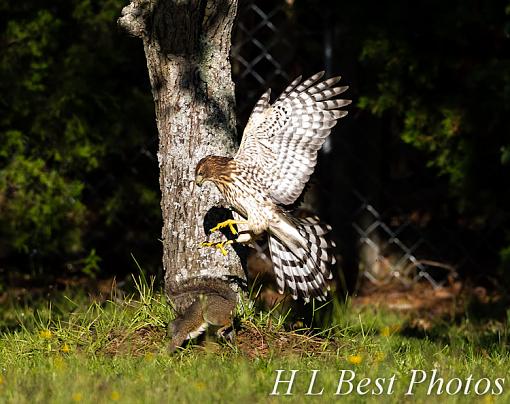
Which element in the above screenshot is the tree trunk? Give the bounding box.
[118,0,244,317]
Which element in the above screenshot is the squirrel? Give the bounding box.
[167,277,238,352]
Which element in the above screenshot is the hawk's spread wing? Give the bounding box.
[235,72,351,205]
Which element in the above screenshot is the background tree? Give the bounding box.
[1,0,509,293]
[118,0,245,316]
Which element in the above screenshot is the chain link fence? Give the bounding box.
[230,0,499,290]
[88,0,501,291]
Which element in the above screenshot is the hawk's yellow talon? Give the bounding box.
[210,219,245,235]
[200,240,233,256]
[228,223,237,235]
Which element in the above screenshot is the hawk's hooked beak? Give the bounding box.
[195,174,204,187]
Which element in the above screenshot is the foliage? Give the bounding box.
[1,0,510,282]
[354,0,510,216]
[0,0,160,276]
[363,3,510,279]
[283,0,510,282]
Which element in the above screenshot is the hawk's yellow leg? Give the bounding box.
[209,219,247,235]
[200,240,234,256]
[200,233,252,256]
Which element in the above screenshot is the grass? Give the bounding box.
[0,276,509,403]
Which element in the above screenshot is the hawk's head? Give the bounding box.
[195,155,233,186]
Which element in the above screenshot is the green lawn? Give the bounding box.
[0,277,508,403]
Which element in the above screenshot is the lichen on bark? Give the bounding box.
[118,0,245,315]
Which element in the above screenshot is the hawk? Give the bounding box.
[195,72,350,302]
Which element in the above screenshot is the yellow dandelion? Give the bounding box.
[375,352,386,362]
[62,343,71,353]
[194,382,206,391]
[39,329,52,339]
[482,395,494,404]
[111,391,120,401]
[380,326,390,337]
[72,392,82,402]
[347,354,363,365]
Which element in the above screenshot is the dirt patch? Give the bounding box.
[97,323,338,358]
[353,279,464,317]
[102,326,166,356]
[353,279,509,334]
[235,322,339,358]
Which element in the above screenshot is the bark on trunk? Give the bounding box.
[118,0,244,315]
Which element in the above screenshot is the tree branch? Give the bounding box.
[118,0,154,38]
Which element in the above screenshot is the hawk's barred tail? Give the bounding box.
[268,217,335,303]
